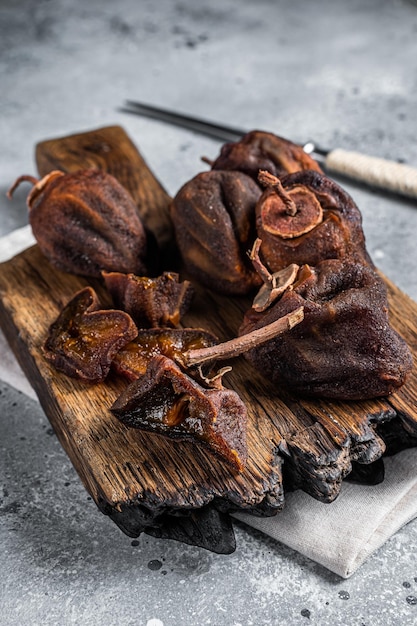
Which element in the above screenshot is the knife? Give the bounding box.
[121,100,417,201]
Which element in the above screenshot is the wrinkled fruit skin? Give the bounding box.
[43,286,138,383]
[211,130,323,180]
[240,260,413,400]
[111,355,247,472]
[28,169,149,277]
[102,271,194,329]
[171,170,262,295]
[256,170,371,272]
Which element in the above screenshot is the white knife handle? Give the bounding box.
[324,148,417,200]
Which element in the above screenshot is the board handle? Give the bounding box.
[324,148,417,200]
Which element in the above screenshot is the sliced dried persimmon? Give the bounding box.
[112,328,217,382]
[111,355,248,472]
[43,286,137,383]
[102,271,194,329]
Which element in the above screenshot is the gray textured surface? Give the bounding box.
[1,0,417,624]
[2,381,417,625]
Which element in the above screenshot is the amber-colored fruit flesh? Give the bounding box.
[112,329,217,381]
[165,394,191,427]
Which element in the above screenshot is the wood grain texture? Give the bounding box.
[0,246,285,552]
[1,125,416,552]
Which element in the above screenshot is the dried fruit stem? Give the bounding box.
[258,170,297,216]
[184,306,304,367]
[248,238,274,286]
[7,175,39,199]
[7,171,65,211]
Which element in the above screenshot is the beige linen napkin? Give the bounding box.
[234,451,417,578]
[1,226,417,578]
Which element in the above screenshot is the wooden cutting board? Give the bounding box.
[1,125,417,553]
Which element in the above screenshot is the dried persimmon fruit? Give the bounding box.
[43,286,137,383]
[111,355,248,472]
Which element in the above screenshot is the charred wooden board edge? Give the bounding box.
[0,293,235,553]
[107,501,237,554]
[2,247,417,555]
[1,123,416,553]
[1,244,414,512]
[0,246,289,553]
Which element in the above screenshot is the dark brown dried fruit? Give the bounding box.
[210,130,323,180]
[7,169,149,277]
[111,355,248,472]
[44,286,138,383]
[240,259,413,400]
[256,170,370,272]
[102,271,194,329]
[170,170,262,295]
[112,328,218,382]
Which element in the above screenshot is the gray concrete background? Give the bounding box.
[1,0,417,624]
